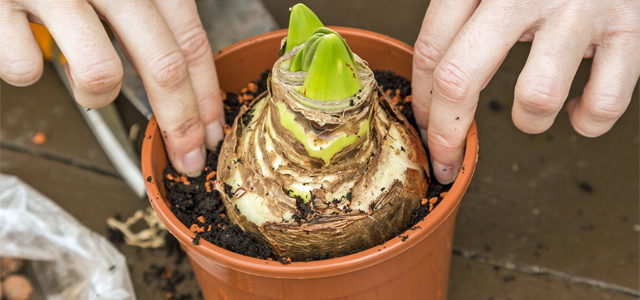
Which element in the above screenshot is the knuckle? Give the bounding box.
[491,0,524,14]
[178,27,211,64]
[610,2,640,32]
[413,37,445,73]
[428,129,464,154]
[555,3,584,29]
[411,97,431,128]
[147,50,189,90]
[169,116,201,139]
[1,59,42,85]
[585,93,627,122]
[411,96,430,113]
[516,78,565,114]
[75,59,123,94]
[598,3,640,44]
[433,61,474,101]
[62,0,85,6]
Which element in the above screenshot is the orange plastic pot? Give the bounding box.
[142,27,479,300]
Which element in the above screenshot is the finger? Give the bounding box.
[512,26,593,134]
[411,0,480,143]
[428,3,531,184]
[26,1,122,108]
[152,0,225,150]
[0,9,43,86]
[567,35,640,137]
[92,0,205,176]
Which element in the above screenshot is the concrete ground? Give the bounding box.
[1,0,638,299]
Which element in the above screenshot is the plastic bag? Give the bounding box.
[0,174,136,300]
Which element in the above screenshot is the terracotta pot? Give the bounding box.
[142,27,479,300]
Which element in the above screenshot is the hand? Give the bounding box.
[0,0,224,177]
[412,0,640,184]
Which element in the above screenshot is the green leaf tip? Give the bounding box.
[290,28,354,72]
[297,29,361,101]
[285,4,324,53]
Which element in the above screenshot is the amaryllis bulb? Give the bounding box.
[215,4,430,260]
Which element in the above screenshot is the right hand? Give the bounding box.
[412,0,640,184]
[0,0,225,177]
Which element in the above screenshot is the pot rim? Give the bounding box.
[142,27,479,279]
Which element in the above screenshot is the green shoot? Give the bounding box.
[296,30,361,101]
[284,4,324,53]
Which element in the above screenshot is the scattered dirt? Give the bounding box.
[489,99,504,112]
[142,263,191,300]
[162,70,452,262]
[31,132,47,145]
[578,181,594,194]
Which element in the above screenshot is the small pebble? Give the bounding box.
[247,82,258,93]
[31,132,47,145]
[1,258,23,279]
[1,275,33,300]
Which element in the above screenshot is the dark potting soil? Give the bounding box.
[163,70,452,262]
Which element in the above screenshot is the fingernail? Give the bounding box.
[181,146,206,177]
[432,160,457,185]
[419,128,428,147]
[205,120,224,150]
